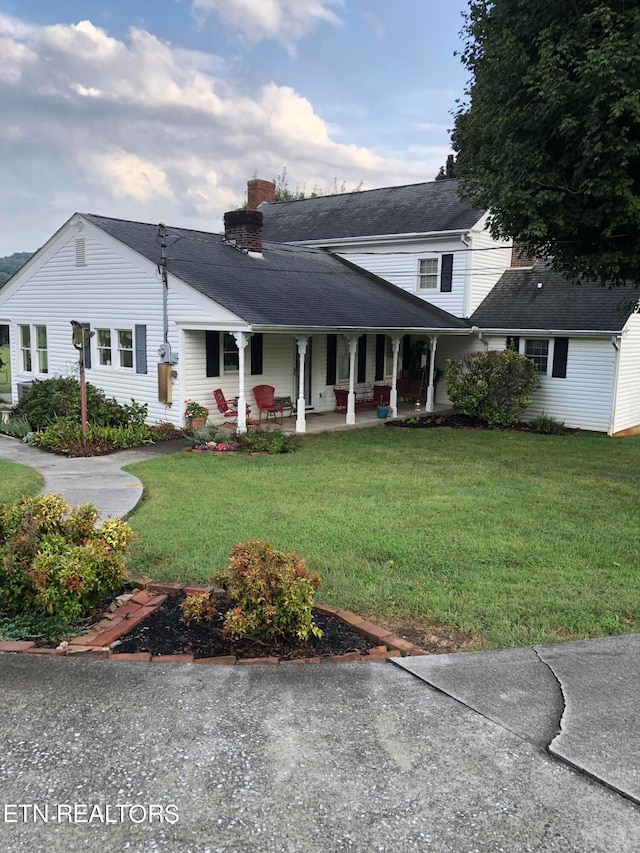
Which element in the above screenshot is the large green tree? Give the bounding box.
[452,0,640,287]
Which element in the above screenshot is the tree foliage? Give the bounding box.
[0,253,32,287]
[452,1,640,287]
[445,349,540,428]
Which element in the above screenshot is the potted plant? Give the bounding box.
[184,399,209,431]
[376,397,389,419]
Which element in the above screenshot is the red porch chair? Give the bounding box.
[252,384,284,426]
[213,388,250,428]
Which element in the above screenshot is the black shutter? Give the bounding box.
[135,325,147,374]
[440,254,453,292]
[357,334,367,383]
[326,334,337,385]
[250,333,263,375]
[205,331,220,377]
[552,337,568,378]
[81,322,91,369]
[402,335,411,372]
[375,334,385,381]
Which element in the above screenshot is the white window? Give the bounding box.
[418,257,438,290]
[96,327,134,369]
[117,329,133,369]
[96,329,112,366]
[19,324,48,374]
[19,325,32,372]
[35,325,48,374]
[524,339,549,373]
[223,332,239,373]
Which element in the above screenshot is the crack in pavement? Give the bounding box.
[532,645,566,745]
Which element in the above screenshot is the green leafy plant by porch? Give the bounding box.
[235,427,299,454]
[30,419,154,456]
[445,350,540,428]
[0,494,132,622]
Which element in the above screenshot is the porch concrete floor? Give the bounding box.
[263,402,452,434]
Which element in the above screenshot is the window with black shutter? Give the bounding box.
[440,254,453,292]
[250,333,263,375]
[552,337,568,378]
[326,334,337,385]
[357,334,367,383]
[205,331,220,377]
[375,335,385,381]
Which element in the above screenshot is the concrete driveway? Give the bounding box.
[1,647,639,853]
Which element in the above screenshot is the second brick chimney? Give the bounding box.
[224,209,264,251]
[247,178,276,210]
[511,244,536,267]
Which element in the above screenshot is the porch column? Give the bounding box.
[390,335,401,417]
[233,331,249,434]
[295,336,309,433]
[426,335,438,412]
[346,335,359,425]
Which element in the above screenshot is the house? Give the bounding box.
[258,178,640,435]
[469,262,640,435]
[0,208,472,433]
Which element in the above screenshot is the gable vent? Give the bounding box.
[75,237,87,267]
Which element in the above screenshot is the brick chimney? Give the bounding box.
[224,209,264,251]
[511,244,536,267]
[247,178,276,210]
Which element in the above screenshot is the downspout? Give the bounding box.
[608,335,622,436]
[461,233,472,317]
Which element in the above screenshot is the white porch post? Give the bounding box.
[426,335,438,412]
[295,336,309,433]
[390,335,401,417]
[346,335,358,425]
[233,331,249,434]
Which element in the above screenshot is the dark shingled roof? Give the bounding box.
[83,214,470,331]
[260,179,485,243]
[470,262,636,332]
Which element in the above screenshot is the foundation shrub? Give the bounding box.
[235,428,299,454]
[214,540,322,644]
[445,350,540,428]
[0,494,132,620]
[31,420,153,456]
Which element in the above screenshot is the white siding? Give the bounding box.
[1,228,215,426]
[335,237,469,318]
[486,336,616,432]
[467,218,512,314]
[613,314,640,433]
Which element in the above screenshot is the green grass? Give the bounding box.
[0,460,43,504]
[0,343,10,394]
[125,427,640,648]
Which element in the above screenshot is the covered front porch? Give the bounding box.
[276,402,453,434]
[180,325,474,434]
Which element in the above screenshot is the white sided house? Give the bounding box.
[259,178,640,435]
[0,209,472,432]
[469,262,640,435]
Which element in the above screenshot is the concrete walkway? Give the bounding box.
[1,434,639,850]
[0,434,189,518]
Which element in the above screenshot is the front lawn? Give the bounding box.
[125,427,640,648]
[0,460,43,504]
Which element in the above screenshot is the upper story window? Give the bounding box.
[418,257,438,290]
[19,324,48,374]
[417,253,454,293]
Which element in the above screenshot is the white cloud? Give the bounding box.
[192,0,343,51]
[0,15,441,254]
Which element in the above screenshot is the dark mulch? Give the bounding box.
[113,594,376,661]
[386,412,574,434]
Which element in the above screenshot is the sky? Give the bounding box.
[0,0,471,254]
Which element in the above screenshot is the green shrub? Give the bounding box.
[31,420,153,456]
[445,350,540,428]
[214,540,322,644]
[530,412,566,435]
[14,377,148,431]
[235,428,299,454]
[0,494,132,621]
[180,592,216,625]
[149,422,184,441]
[189,424,230,446]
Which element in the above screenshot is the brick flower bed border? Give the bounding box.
[0,580,426,665]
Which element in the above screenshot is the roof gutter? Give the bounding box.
[473,328,624,337]
[251,325,473,335]
[283,229,471,248]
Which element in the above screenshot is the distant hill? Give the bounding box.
[0,252,33,286]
